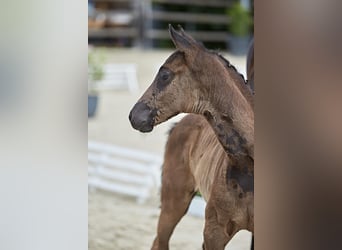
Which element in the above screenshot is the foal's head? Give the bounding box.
[129,25,243,132]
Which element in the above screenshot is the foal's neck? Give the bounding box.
[199,58,254,159]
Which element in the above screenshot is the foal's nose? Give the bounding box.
[129,102,155,133]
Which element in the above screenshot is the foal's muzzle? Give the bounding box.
[129,102,155,133]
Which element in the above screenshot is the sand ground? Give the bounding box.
[88,48,252,249]
[89,190,252,250]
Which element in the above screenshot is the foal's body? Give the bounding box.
[153,114,253,250]
[153,39,255,249]
[129,26,254,249]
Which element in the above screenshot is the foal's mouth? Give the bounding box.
[135,120,155,133]
[153,111,180,126]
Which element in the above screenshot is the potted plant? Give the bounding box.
[226,1,253,55]
[88,48,105,118]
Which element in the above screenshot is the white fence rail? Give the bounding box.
[88,141,162,203]
[93,64,139,93]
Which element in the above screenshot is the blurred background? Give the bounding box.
[1,1,341,250]
[88,0,254,249]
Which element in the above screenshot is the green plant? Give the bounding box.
[226,2,253,37]
[88,49,105,93]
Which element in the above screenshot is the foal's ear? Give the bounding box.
[169,24,196,52]
[177,25,199,45]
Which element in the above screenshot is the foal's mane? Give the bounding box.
[213,51,254,107]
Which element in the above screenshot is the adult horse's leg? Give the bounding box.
[151,145,196,250]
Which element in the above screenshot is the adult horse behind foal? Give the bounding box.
[129,26,254,249]
[246,38,254,93]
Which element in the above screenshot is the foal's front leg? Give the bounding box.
[202,201,234,250]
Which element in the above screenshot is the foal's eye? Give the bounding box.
[156,67,174,91]
[161,70,170,81]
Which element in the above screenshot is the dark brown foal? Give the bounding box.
[129,27,254,250]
